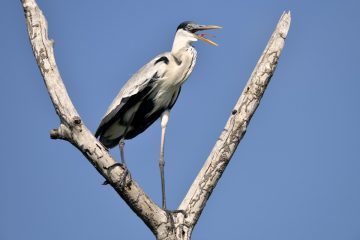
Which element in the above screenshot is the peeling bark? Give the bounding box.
[21,0,291,239]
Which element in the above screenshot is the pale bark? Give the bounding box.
[21,0,291,239]
[179,12,292,229]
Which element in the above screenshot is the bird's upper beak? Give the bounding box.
[193,25,222,46]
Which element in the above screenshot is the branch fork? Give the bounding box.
[21,0,291,239]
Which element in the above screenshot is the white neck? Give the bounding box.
[171,29,197,53]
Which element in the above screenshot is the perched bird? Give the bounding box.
[95,21,221,209]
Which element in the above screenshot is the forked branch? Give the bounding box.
[21,0,291,239]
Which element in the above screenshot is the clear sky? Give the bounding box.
[2,0,360,239]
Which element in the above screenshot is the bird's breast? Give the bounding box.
[143,47,196,117]
[164,47,197,86]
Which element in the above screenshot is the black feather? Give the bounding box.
[177,21,194,31]
[154,56,169,65]
[95,73,158,139]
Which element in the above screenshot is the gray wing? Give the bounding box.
[95,52,170,137]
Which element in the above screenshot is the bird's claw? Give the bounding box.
[103,162,132,189]
[163,209,187,231]
[164,209,175,231]
[118,167,131,189]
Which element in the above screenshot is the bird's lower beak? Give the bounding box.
[194,25,222,46]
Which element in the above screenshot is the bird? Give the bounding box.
[95,21,221,209]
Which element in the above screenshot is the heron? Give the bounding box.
[95,21,221,209]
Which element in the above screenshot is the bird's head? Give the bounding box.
[173,21,222,50]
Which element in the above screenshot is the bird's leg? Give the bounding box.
[102,138,130,187]
[119,138,126,165]
[117,138,131,187]
[109,110,136,188]
[160,110,170,209]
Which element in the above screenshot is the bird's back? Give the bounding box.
[95,51,192,148]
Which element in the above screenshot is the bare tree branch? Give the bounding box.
[179,11,291,228]
[179,12,291,229]
[21,0,169,235]
[21,0,291,239]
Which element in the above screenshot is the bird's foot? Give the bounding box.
[96,142,109,152]
[164,209,175,231]
[163,209,187,217]
[102,162,132,189]
[162,209,187,232]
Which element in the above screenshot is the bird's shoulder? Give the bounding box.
[121,52,171,94]
[100,52,171,119]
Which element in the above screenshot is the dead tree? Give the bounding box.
[21,0,291,239]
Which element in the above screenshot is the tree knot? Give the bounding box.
[72,116,81,125]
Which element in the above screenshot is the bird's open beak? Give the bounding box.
[194,25,222,46]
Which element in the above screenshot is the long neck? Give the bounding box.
[171,30,196,53]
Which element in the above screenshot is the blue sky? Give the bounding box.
[2,0,360,239]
